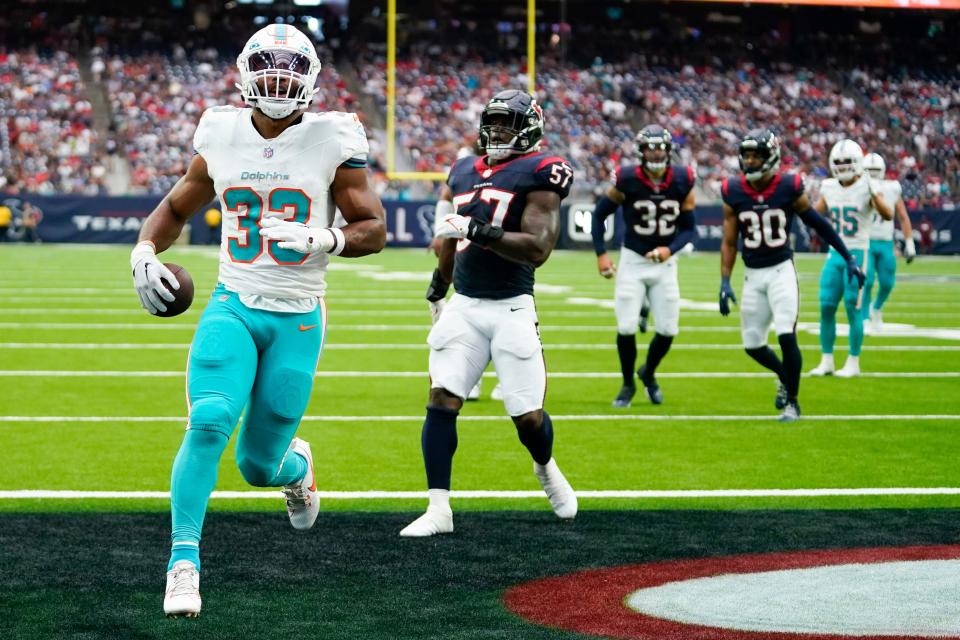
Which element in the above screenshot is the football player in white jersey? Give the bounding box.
[810,140,892,377]
[861,152,916,333]
[130,24,385,617]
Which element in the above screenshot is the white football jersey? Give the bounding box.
[194,106,368,310]
[818,175,880,252]
[869,179,902,241]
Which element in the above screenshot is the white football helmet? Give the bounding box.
[863,152,886,180]
[236,24,321,120]
[829,139,864,182]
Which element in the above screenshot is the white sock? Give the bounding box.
[428,488,451,511]
[844,355,860,368]
[821,354,835,368]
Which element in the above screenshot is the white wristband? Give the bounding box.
[434,200,454,236]
[326,227,346,256]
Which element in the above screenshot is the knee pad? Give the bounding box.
[819,303,839,318]
[616,317,640,335]
[188,396,236,436]
[236,452,278,487]
[741,330,766,350]
[265,368,314,421]
[843,290,860,309]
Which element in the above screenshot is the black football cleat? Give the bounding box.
[778,400,801,423]
[637,365,663,405]
[775,382,788,410]
[612,385,636,408]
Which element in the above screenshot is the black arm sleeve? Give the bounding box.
[797,207,853,262]
[667,210,697,256]
[592,196,619,256]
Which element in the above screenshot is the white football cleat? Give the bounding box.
[283,438,319,531]
[490,383,504,401]
[164,560,201,618]
[466,381,481,401]
[534,458,577,520]
[835,356,861,378]
[870,308,884,334]
[808,354,835,376]
[399,506,454,537]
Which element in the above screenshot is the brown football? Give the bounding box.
[156,263,195,317]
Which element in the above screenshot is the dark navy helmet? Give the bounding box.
[739,129,782,181]
[635,124,673,172]
[478,90,544,161]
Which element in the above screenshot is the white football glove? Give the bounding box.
[904,238,917,263]
[130,241,178,315]
[433,213,471,240]
[260,217,338,254]
[428,298,446,325]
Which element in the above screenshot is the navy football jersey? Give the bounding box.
[615,164,696,255]
[722,173,804,269]
[446,152,573,299]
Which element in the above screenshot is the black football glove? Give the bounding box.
[425,267,450,303]
[465,218,505,246]
[845,257,866,288]
[719,276,737,316]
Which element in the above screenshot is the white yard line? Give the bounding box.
[2,342,959,351]
[2,370,957,379]
[1,488,958,500]
[1,414,957,423]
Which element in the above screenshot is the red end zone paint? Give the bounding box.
[502,544,960,640]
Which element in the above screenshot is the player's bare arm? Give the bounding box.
[720,202,739,279]
[813,193,827,215]
[330,166,387,257]
[429,185,454,257]
[594,185,625,277]
[646,188,696,263]
[486,190,561,267]
[138,154,216,252]
[870,191,894,221]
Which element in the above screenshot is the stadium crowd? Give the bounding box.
[1,6,956,207]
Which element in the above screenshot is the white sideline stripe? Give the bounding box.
[0,322,741,332]
[1,414,957,423]
[2,343,959,352]
[2,488,959,500]
[3,370,958,379]
[3,308,960,320]
[4,322,960,338]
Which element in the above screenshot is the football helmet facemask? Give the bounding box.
[863,152,886,180]
[738,129,782,182]
[236,24,321,120]
[635,124,673,174]
[829,139,865,182]
[478,90,544,161]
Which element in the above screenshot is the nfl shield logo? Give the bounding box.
[263,147,274,159]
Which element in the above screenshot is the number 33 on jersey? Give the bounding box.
[195,106,368,299]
